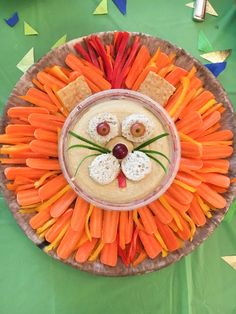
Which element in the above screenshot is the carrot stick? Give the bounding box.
[38,174,67,201]
[44,208,73,242]
[138,206,157,235]
[102,210,119,243]
[188,196,207,226]
[159,196,183,230]
[173,179,196,193]
[159,64,176,78]
[119,211,128,249]
[75,238,98,263]
[167,183,193,205]
[85,204,93,241]
[0,144,30,155]
[201,145,233,160]
[57,226,84,259]
[155,216,180,251]
[71,197,89,231]
[37,71,66,89]
[125,45,150,89]
[198,99,217,114]
[139,230,162,259]
[17,188,41,206]
[32,78,45,91]
[155,52,171,71]
[176,111,203,134]
[200,173,230,188]
[172,88,197,121]
[6,124,36,136]
[0,135,33,144]
[34,129,58,143]
[125,211,133,244]
[148,200,173,224]
[164,192,190,212]
[181,142,203,158]
[29,206,51,229]
[49,189,77,218]
[175,212,191,241]
[43,84,69,117]
[0,158,26,164]
[28,114,63,132]
[46,66,70,84]
[132,250,147,267]
[197,130,233,142]
[19,95,58,112]
[196,183,227,209]
[26,87,52,103]
[7,106,49,118]
[15,183,35,192]
[175,171,201,187]
[165,67,188,87]
[202,159,229,171]
[179,158,203,170]
[100,240,118,267]
[26,158,60,170]
[84,78,101,93]
[90,206,103,238]
[30,140,58,157]
[4,167,46,180]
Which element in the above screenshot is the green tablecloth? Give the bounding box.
[1,1,236,313]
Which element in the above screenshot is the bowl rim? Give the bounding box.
[59,89,181,211]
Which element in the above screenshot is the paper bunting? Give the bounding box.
[51,34,67,49]
[198,30,213,53]
[24,21,38,36]
[4,12,19,27]
[222,256,236,270]
[93,0,108,15]
[205,62,227,77]
[200,49,232,63]
[185,1,218,17]
[16,48,34,73]
[112,0,127,15]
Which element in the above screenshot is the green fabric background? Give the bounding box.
[0,1,236,313]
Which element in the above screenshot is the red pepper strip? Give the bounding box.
[127,226,139,262]
[93,36,113,82]
[113,36,140,88]
[74,43,91,62]
[112,32,130,86]
[118,246,129,267]
[117,170,127,188]
[86,39,100,68]
[110,44,115,59]
[114,32,123,53]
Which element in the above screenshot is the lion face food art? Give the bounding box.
[65,98,171,205]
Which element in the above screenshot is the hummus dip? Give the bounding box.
[66,98,170,204]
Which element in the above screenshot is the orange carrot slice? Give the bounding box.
[4,167,46,180]
[38,174,67,201]
[175,212,191,241]
[139,230,162,259]
[196,183,226,209]
[200,173,230,188]
[75,238,98,263]
[132,66,157,91]
[179,158,203,170]
[181,142,202,158]
[37,71,66,89]
[175,171,201,187]
[29,206,52,229]
[45,208,73,242]
[138,206,157,235]
[202,145,233,160]
[17,188,41,206]
[155,217,180,251]
[19,95,58,112]
[165,67,188,86]
[102,210,119,243]
[90,206,103,238]
[188,196,206,226]
[202,159,229,171]
[34,129,58,143]
[100,240,118,267]
[71,197,89,231]
[7,106,49,119]
[26,158,60,170]
[164,191,190,212]
[176,111,202,134]
[26,87,52,103]
[148,200,173,224]
[6,124,36,136]
[125,211,134,244]
[197,130,233,142]
[50,189,77,218]
[119,211,128,250]
[0,158,26,165]
[30,140,58,157]
[57,226,84,259]
[167,183,193,205]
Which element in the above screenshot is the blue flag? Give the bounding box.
[205,62,227,77]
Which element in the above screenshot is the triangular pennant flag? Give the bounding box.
[221,256,236,270]
[93,0,108,15]
[24,21,38,36]
[200,49,232,63]
[16,48,34,73]
[112,0,127,15]
[185,1,218,17]
[51,34,67,49]
[4,12,19,27]
[205,62,227,77]
[198,30,213,53]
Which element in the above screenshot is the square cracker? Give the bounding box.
[56,75,92,112]
[138,71,176,106]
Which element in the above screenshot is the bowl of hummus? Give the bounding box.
[59,89,180,211]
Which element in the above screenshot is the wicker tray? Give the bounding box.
[0,31,236,276]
